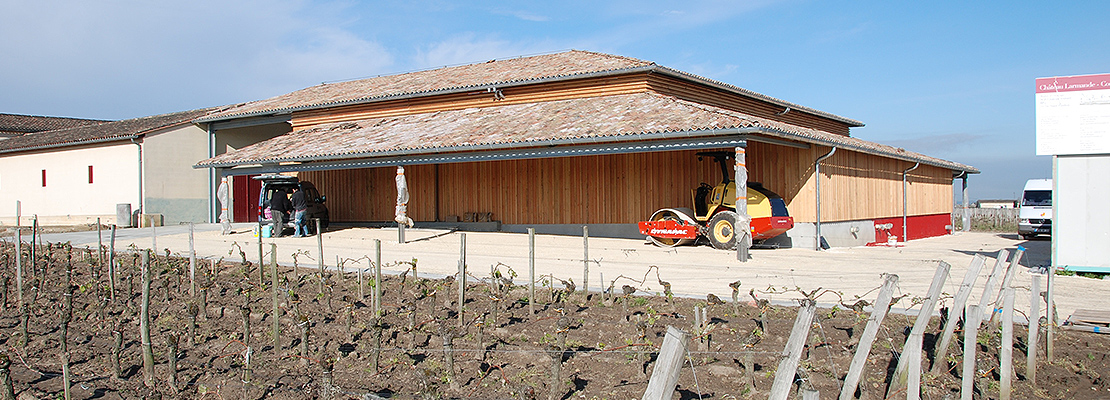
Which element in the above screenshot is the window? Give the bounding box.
[88,165,94,184]
[41,169,46,187]
[1022,190,1052,206]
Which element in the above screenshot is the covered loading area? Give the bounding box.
[194,51,975,248]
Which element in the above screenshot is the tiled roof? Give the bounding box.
[0,108,219,154]
[0,113,109,137]
[196,92,975,173]
[198,50,861,127]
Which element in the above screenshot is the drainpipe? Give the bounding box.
[208,124,217,223]
[955,170,970,232]
[131,137,144,226]
[814,146,836,250]
[902,162,920,242]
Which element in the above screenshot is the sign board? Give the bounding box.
[1035,73,1110,155]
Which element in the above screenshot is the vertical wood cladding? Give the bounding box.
[299,146,953,225]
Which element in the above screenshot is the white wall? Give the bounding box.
[0,143,139,225]
[1054,154,1110,272]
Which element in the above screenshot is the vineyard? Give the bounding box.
[0,236,1107,399]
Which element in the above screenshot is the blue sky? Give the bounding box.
[2,1,1107,201]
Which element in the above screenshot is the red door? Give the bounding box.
[232,174,261,222]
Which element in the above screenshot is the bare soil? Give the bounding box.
[0,241,1107,399]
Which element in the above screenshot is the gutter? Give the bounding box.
[814,146,837,250]
[755,129,978,174]
[131,137,144,223]
[0,135,138,156]
[195,126,802,169]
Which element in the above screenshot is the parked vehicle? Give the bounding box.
[254,175,329,235]
[638,151,794,250]
[1018,178,1052,239]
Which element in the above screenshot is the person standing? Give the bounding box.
[270,188,292,237]
[291,185,310,237]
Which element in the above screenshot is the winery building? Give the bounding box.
[194,50,977,248]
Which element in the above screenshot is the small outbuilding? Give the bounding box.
[195,51,977,248]
[0,108,217,226]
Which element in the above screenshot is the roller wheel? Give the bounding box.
[708,211,738,250]
[647,209,695,247]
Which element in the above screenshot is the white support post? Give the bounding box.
[734,146,750,262]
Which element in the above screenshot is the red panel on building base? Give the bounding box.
[232,174,261,223]
[871,213,952,244]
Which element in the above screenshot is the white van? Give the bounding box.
[1018,179,1052,239]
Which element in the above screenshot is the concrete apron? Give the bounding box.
[53,223,1102,323]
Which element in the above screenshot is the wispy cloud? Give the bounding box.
[0,0,396,118]
[412,33,573,69]
[870,132,990,155]
[491,8,551,22]
[814,22,870,44]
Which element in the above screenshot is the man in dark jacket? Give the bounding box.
[291,186,310,237]
[270,188,292,237]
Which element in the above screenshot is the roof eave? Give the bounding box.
[0,135,139,155]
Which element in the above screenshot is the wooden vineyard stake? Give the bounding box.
[1000,287,1015,400]
[960,305,981,400]
[977,249,1010,322]
[374,239,382,316]
[97,218,103,274]
[189,223,196,296]
[1027,274,1041,385]
[990,247,1024,327]
[317,219,325,284]
[769,299,817,400]
[257,223,264,285]
[888,261,949,400]
[582,225,589,294]
[271,243,280,351]
[839,273,899,400]
[61,282,73,400]
[642,326,690,400]
[140,250,155,388]
[529,228,536,315]
[932,254,986,374]
[14,228,20,307]
[458,233,466,326]
[109,225,116,301]
[1047,267,1055,361]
